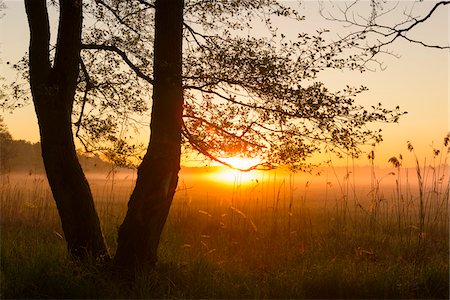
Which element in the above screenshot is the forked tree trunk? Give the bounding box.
[25,0,109,260]
[114,0,184,270]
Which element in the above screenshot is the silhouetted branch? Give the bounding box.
[181,120,273,172]
[75,58,90,139]
[81,44,154,84]
[321,0,450,53]
[134,0,155,9]
[185,84,300,119]
[183,114,265,149]
[94,0,149,37]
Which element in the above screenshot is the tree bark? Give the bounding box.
[114,0,184,271]
[25,0,109,260]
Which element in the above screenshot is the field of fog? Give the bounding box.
[3,164,445,212]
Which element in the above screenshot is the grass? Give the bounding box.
[1,145,449,299]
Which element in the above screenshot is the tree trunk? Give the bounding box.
[25,0,109,260]
[114,0,184,271]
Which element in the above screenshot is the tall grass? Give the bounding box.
[1,141,448,299]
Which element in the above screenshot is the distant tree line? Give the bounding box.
[0,117,113,174]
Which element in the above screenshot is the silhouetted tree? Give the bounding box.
[113,0,184,270]
[24,0,109,260]
[75,1,409,170]
[77,0,407,272]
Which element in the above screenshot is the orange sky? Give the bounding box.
[1,1,448,168]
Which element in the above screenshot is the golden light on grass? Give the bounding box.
[208,156,262,185]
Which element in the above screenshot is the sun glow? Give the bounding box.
[208,157,262,185]
[220,157,262,170]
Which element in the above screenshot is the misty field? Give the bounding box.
[1,159,449,299]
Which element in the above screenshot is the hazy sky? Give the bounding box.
[1,1,448,168]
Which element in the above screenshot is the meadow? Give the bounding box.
[0,149,449,298]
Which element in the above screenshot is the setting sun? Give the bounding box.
[220,157,262,170]
[208,157,262,185]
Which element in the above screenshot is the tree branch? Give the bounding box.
[322,0,450,52]
[81,43,154,84]
[183,114,265,149]
[182,121,273,172]
[75,58,90,137]
[94,0,150,37]
[134,0,155,9]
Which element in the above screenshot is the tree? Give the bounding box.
[78,0,406,170]
[16,0,447,274]
[78,0,405,272]
[24,0,109,260]
[113,0,184,270]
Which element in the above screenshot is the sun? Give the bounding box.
[220,157,262,171]
[208,157,262,185]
